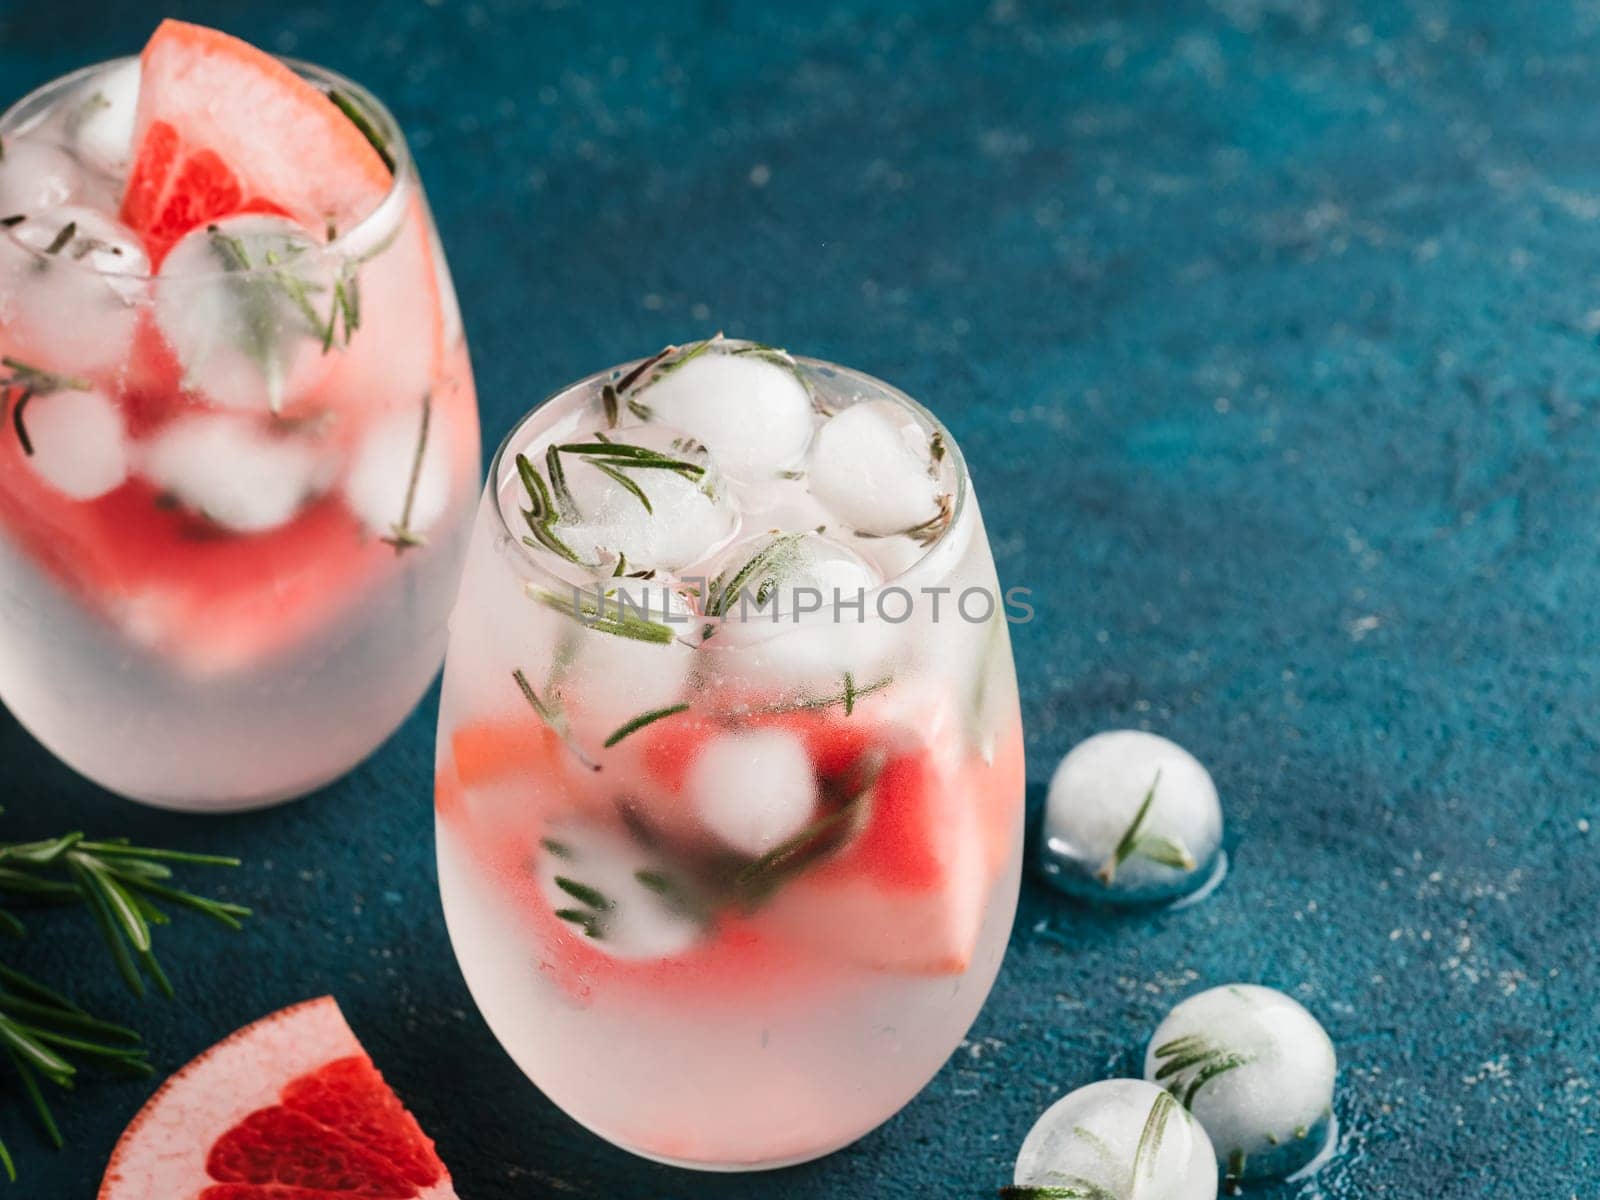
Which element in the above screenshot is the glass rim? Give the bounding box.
[0,54,417,282]
[485,343,975,626]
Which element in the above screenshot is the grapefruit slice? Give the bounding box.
[633,700,997,974]
[100,996,456,1200]
[122,20,392,264]
[0,457,388,677]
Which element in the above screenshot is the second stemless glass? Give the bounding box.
[436,351,1024,1170]
[0,59,479,811]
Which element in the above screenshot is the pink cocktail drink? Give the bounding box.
[0,22,479,810]
[436,339,1023,1168]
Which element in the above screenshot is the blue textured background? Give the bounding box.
[1,1,1593,1196]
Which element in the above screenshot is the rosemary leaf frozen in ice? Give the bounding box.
[1,358,93,457]
[603,704,692,748]
[381,391,433,554]
[512,667,600,771]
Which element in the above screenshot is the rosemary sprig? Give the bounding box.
[517,433,707,559]
[208,226,290,411]
[515,452,584,563]
[512,667,600,772]
[550,874,612,940]
[733,750,884,908]
[738,674,892,718]
[42,221,76,257]
[0,836,248,998]
[853,492,954,549]
[258,238,361,353]
[649,333,719,379]
[613,344,677,400]
[327,88,396,174]
[1130,1089,1179,1188]
[726,340,822,412]
[0,965,151,1180]
[0,826,247,1179]
[597,334,742,422]
[1151,1033,1253,1108]
[620,336,717,399]
[553,876,611,910]
[704,533,805,619]
[381,391,433,554]
[536,432,711,522]
[546,443,577,519]
[556,440,707,478]
[1094,769,1195,885]
[1,358,92,457]
[207,226,363,414]
[528,584,677,645]
[633,868,712,926]
[603,703,691,748]
[999,1185,1118,1200]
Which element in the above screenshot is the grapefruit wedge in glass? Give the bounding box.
[99,997,457,1200]
[0,21,480,811]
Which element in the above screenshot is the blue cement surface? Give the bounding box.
[1,1,1594,1196]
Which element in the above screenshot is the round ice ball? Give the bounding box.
[17,385,127,501]
[1041,730,1223,906]
[1144,984,1337,1184]
[687,728,819,856]
[138,413,332,534]
[61,60,142,179]
[692,530,904,702]
[535,821,706,960]
[631,345,813,480]
[0,137,85,217]
[1014,1078,1217,1200]
[528,423,738,574]
[0,205,148,375]
[807,397,945,537]
[154,213,337,413]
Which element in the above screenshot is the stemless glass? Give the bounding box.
[435,349,1024,1170]
[0,59,479,811]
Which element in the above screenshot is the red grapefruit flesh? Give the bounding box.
[122,20,391,264]
[99,997,457,1200]
[0,459,388,676]
[637,701,1001,974]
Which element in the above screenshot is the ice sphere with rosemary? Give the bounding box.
[628,335,816,480]
[808,397,948,538]
[52,60,142,179]
[1040,730,1223,906]
[535,822,707,960]
[0,205,149,374]
[1144,985,1337,1186]
[0,134,91,216]
[694,529,903,695]
[1009,1078,1217,1200]
[153,213,341,413]
[515,423,737,575]
[437,337,1025,1170]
